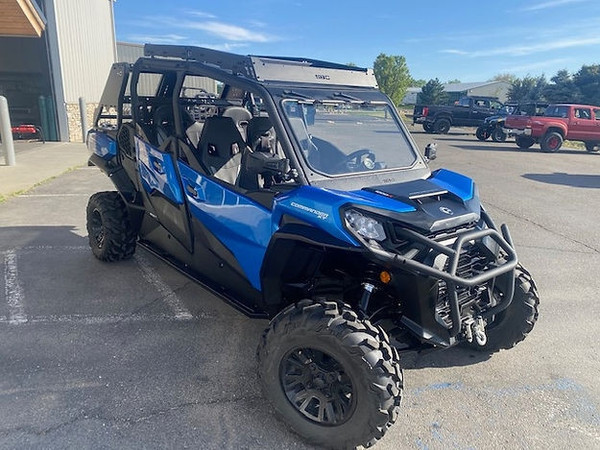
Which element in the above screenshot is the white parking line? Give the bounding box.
[0,312,202,325]
[1,245,194,325]
[17,194,91,198]
[134,252,193,320]
[4,250,27,324]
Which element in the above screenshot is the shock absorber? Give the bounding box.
[358,265,380,316]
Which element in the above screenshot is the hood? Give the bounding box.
[361,169,480,233]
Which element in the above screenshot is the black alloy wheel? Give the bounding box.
[280,347,355,425]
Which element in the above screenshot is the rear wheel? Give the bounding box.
[86,191,137,262]
[585,141,599,152]
[473,266,539,353]
[434,118,451,134]
[491,127,507,142]
[540,131,563,152]
[257,299,403,449]
[515,136,535,149]
[475,126,490,141]
[423,122,434,133]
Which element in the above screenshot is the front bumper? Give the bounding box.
[364,213,518,346]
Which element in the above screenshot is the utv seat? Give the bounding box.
[199,117,247,185]
[153,104,196,148]
[222,107,252,141]
[247,116,277,154]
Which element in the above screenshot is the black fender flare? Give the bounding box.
[259,223,363,315]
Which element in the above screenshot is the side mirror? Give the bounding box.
[424,143,437,162]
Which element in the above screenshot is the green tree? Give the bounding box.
[489,73,517,84]
[411,78,427,87]
[573,64,600,106]
[445,78,461,84]
[508,75,547,102]
[419,78,448,105]
[544,69,580,103]
[373,53,412,105]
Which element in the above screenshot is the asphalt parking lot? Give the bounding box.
[1,129,599,449]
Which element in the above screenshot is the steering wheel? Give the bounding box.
[335,149,377,173]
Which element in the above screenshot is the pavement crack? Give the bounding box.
[0,395,261,437]
[0,415,84,437]
[486,202,600,255]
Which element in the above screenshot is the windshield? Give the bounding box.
[282,99,417,176]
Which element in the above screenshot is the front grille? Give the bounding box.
[435,242,491,328]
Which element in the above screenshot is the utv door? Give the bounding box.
[178,162,272,291]
[136,136,193,251]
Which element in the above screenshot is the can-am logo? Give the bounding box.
[439,206,454,215]
[315,74,331,80]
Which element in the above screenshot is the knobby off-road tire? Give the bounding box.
[257,299,403,449]
[423,122,434,133]
[515,136,535,149]
[86,191,137,262]
[475,126,490,141]
[491,127,507,142]
[474,265,540,354]
[540,131,563,153]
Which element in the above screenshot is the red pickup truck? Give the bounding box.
[504,104,600,153]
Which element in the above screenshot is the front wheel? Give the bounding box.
[86,191,137,261]
[491,127,507,142]
[585,141,599,152]
[473,266,540,353]
[257,300,403,449]
[423,122,434,133]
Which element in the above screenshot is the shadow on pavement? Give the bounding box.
[523,172,600,189]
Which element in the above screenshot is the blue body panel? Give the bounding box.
[171,162,475,291]
[272,186,417,246]
[179,163,271,290]
[88,131,117,160]
[136,137,184,205]
[429,169,474,201]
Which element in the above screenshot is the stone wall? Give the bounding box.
[66,102,97,142]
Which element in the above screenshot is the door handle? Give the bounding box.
[151,158,164,174]
[186,184,198,198]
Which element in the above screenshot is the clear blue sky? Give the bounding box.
[114,0,600,83]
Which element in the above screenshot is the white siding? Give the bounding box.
[52,0,116,103]
[469,83,510,103]
[117,41,144,64]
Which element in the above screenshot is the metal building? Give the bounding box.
[403,81,511,105]
[0,0,117,142]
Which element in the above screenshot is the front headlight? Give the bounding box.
[344,209,387,242]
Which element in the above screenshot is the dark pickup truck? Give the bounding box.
[413,96,504,134]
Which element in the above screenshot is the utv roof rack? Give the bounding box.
[144,44,378,88]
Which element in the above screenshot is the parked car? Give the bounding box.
[476,103,547,142]
[504,104,600,152]
[413,96,504,134]
[87,44,539,449]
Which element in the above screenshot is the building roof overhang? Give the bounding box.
[0,0,46,38]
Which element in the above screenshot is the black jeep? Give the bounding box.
[87,45,539,449]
